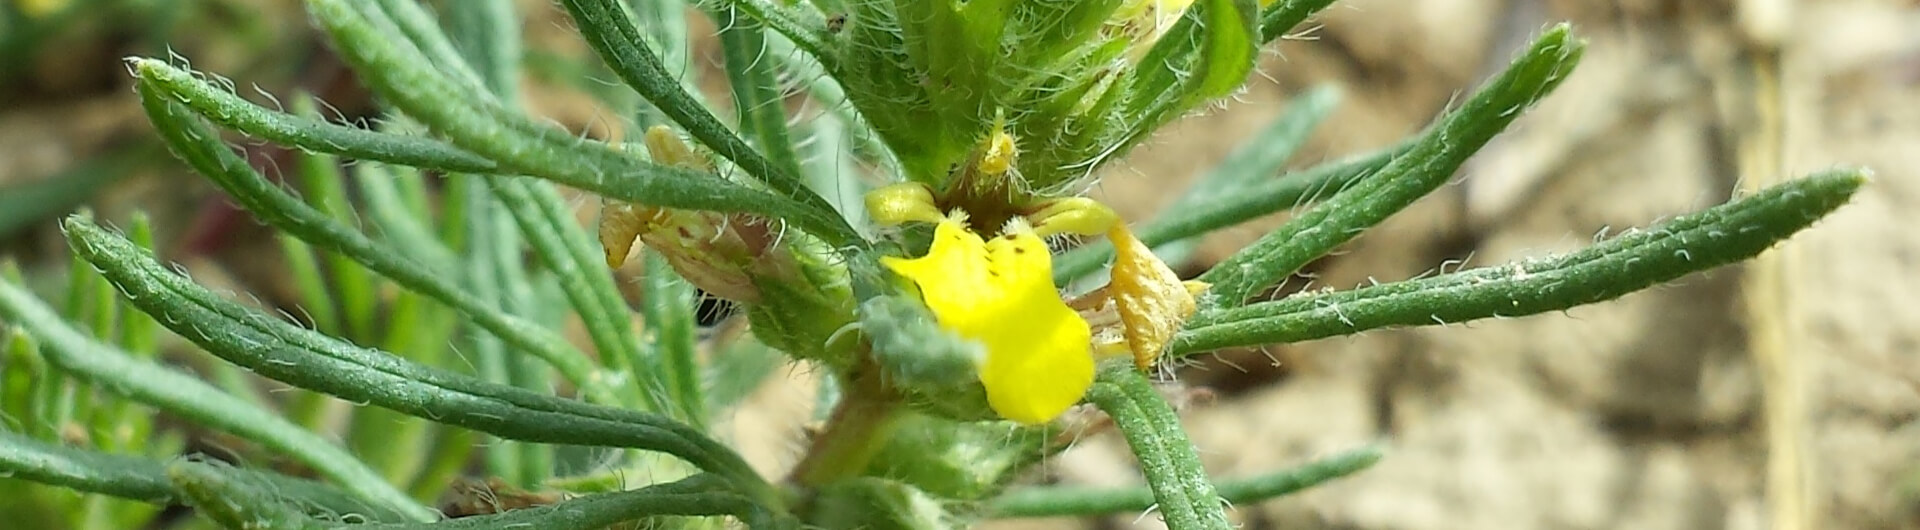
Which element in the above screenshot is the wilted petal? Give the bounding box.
[1105,223,1205,369]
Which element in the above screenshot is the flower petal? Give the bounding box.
[882,219,1094,424]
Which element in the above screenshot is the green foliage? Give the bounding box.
[0,1,1865,529]
[1085,366,1230,529]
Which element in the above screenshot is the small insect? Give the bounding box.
[825,13,847,34]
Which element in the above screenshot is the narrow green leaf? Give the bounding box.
[1121,0,1259,141]
[354,286,445,487]
[134,82,619,406]
[115,212,159,357]
[765,32,894,173]
[365,0,493,99]
[458,180,524,484]
[1199,25,1585,305]
[168,459,327,529]
[63,212,116,451]
[0,276,437,521]
[1258,0,1340,44]
[1176,169,1867,354]
[1084,365,1229,530]
[129,59,499,174]
[628,0,694,88]
[487,179,661,413]
[354,163,458,272]
[1149,85,1339,266]
[1132,0,1336,97]
[443,0,521,101]
[897,0,1010,137]
[278,235,341,337]
[708,0,840,75]
[0,429,169,504]
[487,186,558,487]
[986,444,1382,518]
[444,0,567,486]
[280,231,341,433]
[824,0,950,183]
[80,488,139,530]
[297,1,863,248]
[1185,0,1260,99]
[1168,85,1341,210]
[98,216,161,455]
[794,101,868,229]
[60,217,774,502]
[354,474,771,529]
[642,251,704,424]
[290,97,379,342]
[32,357,73,442]
[1054,140,1406,285]
[64,210,117,339]
[0,430,414,523]
[1004,0,1126,73]
[716,6,806,180]
[556,0,855,235]
[623,0,698,126]
[347,393,438,488]
[2,328,49,437]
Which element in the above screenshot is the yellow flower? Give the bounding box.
[881,216,1093,424]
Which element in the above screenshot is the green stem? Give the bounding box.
[791,368,903,488]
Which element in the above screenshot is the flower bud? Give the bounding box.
[1027,197,1121,238]
[864,182,944,228]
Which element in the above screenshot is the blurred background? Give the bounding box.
[2,0,1916,529]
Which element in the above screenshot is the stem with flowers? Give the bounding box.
[0,0,1864,528]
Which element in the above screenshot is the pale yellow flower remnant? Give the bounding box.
[1105,224,1205,369]
[597,126,794,302]
[598,126,717,269]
